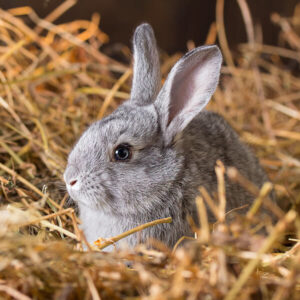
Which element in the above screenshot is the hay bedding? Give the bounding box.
[0,0,299,299]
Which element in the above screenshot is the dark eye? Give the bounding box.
[114,144,132,161]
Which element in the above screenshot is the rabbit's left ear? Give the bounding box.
[130,23,161,105]
[154,45,222,145]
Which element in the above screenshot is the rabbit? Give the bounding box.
[64,23,273,251]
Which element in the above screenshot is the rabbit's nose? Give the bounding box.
[69,179,78,186]
[64,165,80,188]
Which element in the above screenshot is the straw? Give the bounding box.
[0,1,299,299]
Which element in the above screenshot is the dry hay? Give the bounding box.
[0,0,299,299]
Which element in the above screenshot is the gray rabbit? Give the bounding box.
[64,24,272,250]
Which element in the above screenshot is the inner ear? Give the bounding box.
[168,64,199,124]
[154,45,222,146]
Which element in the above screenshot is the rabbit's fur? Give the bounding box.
[64,24,272,250]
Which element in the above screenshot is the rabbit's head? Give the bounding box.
[64,24,222,217]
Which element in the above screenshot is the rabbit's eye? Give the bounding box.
[114,144,132,161]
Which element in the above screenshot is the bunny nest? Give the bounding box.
[0,1,299,300]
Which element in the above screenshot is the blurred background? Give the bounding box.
[1,0,299,53]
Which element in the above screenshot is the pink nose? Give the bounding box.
[69,179,77,186]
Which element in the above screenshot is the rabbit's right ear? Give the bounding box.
[154,45,222,146]
[130,24,161,106]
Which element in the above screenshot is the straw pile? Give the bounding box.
[0,0,299,299]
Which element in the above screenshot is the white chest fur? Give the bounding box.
[78,204,128,251]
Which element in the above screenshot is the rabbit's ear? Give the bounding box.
[155,45,222,145]
[130,24,161,105]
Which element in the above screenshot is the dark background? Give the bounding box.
[0,0,298,53]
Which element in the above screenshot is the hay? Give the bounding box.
[0,0,299,299]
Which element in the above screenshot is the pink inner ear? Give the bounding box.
[167,64,199,124]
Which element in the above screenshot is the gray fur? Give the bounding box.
[131,23,161,105]
[64,24,273,251]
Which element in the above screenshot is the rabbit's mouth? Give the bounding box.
[66,181,113,212]
[64,178,90,207]
[67,189,96,210]
[66,186,82,205]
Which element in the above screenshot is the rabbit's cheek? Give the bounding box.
[99,172,110,182]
